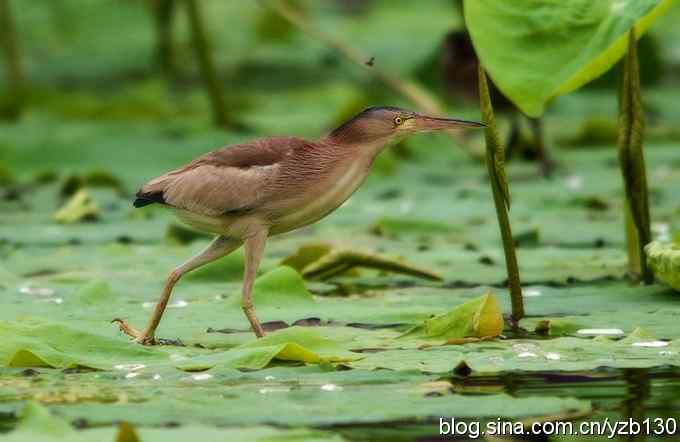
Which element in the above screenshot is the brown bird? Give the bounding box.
[113,106,483,344]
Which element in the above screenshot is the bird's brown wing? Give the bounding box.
[134,137,303,216]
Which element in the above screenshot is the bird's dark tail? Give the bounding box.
[133,191,165,208]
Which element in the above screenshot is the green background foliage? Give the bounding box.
[1,0,680,440]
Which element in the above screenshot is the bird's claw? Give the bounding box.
[111,318,157,346]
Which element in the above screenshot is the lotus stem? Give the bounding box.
[478,65,524,324]
[617,29,653,284]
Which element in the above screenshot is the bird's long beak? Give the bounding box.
[412,114,485,131]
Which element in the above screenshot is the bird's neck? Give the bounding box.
[320,134,395,165]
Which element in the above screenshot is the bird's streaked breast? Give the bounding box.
[269,158,369,234]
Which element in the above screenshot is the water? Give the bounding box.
[444,367,680,441]
[337,367,680,442]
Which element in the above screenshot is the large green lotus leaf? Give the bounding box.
[4,402,348,442]
[72,280,118,306]
[0,318,167,370]
[217,266,316,320]
[184,249,245,282]
[464,0,675,116]
[187,325,399,358]
[177,326,356,371]
[249,266,316,306]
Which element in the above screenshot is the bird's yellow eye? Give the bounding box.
[394,116,404,126]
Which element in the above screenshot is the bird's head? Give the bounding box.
[327,106,484,146]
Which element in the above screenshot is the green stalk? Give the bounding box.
[624,201,642,276]
[617,29,653,284]
[152,0,177,80]
[184,0,229,129]
[478,65,524,324]
[0,0,25,120]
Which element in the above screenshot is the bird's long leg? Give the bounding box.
[242,229,268,338]
[113,235,241,345]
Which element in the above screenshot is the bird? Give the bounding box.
[112,106,483,344]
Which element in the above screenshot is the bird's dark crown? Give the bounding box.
[329,106,410,140]
[345,106,409,122]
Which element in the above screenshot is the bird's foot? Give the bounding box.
[133,334,157,345]
[111,318,157,346]
[252,322,266,339]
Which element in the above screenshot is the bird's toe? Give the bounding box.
[133,334,157,346]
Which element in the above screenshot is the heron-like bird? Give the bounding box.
[113,106,483,344]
